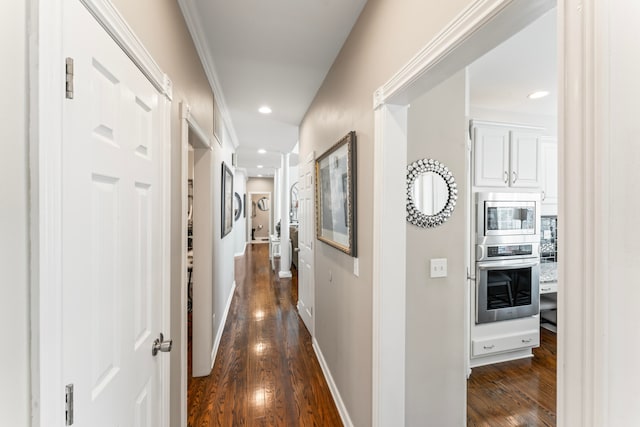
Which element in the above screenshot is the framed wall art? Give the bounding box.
[315,131,357,257]
[221,162,233,237]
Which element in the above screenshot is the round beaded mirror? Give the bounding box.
[406,158,458,228]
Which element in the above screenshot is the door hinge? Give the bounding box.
[65,384,74,425]
[65,57,74,99]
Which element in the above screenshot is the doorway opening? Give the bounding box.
[248,191,272,243]
[179,103,216,426]
[372,0,559,424]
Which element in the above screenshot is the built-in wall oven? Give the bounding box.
[475,192,541,324]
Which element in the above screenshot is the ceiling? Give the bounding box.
[177,2,555,178]
[178,0,368,178]
[469,9,557,117]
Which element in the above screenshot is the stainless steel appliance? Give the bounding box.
[476,192,539,245]
[475,192,541,324]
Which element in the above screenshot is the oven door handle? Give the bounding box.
[476,259,539,270]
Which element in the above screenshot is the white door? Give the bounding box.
[62,1,169,425]
[297,154,315,335]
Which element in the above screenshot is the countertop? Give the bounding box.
[539,261,558,284]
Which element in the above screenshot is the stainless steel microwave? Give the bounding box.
[476,192,541,245]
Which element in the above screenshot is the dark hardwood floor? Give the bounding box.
[188,243,342,427]
[467,327,557,427]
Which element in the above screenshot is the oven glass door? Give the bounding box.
[485,201,536,236]
[476,259,540,324]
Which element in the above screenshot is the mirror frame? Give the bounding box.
[234,192,242,221]
[257,196,269,211]
[406,158,458,228]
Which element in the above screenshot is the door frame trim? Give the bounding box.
[371,0,558,425]
[297,151,316,337]
[179,102,213,426]
[29,0,173,425]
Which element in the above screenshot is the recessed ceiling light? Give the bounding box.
[528,91,549,99]
[257,174,263,177]
[257,149,267,154]
[257,165,263,169]
[258,106,272,114]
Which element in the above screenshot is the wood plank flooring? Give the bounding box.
[467,327,557,426]
[188,243,342,427]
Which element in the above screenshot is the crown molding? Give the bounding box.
[177,0,240,149]
[81,0,173,100]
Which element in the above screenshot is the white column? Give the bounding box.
[273,168,280,232]
[279,152,291,278]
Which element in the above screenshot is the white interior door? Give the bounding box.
[297,154,315,335]
[62,1,168,425]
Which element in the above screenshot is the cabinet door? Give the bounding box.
[540,140,558,213]
[474,125,510,187]
[510,130,541,188]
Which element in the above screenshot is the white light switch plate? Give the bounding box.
[430,258,447,278]
[353,257,359,277]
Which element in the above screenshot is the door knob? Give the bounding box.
[152,333,172,356]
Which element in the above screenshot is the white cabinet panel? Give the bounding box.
[472,121,543,189]
[474,125,510,187]
[510,131,541,187]
[540,139,558,214]
[471,329,539,357]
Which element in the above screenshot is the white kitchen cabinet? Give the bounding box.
[472,121,542,189]
[540,138,558,214]
[471,329,539,357]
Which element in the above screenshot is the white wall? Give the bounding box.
[233,169,248,256]
[213,136,237,366]
[0,2,30,425]
[405,70,468,425]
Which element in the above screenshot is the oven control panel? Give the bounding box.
[477,242,539,261]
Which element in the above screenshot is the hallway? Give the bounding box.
[187,244,342,426]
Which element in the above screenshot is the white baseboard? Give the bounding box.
[211,280,236,369]
[312,338,354,427]
[234,242,247,258]
[278,270,292,278]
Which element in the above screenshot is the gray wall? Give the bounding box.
[405,70,468,425]
[299,0,474,424]
[0,2,30,425]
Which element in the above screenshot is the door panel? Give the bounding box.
[62,1,166,425]
[298,155,315,335]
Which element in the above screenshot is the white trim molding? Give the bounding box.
[234,242,248,258]
[177,0,240,149]
[211,281,237,369]
[182,102,214,150]
[313,338,354,427]
[79,0,173,99]
[29,1,65,424]
[373,0,555,109]
[372,104,408,427]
